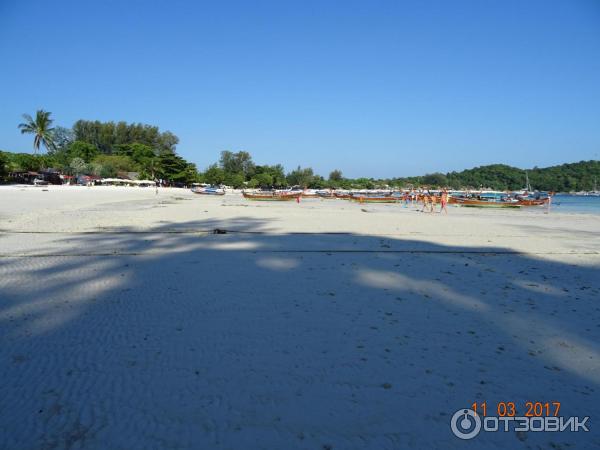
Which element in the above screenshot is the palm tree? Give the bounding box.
[18,109,56,154]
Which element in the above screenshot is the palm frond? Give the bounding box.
[33,134,41,151]
[43,137,57,152]
[18,124,35,133]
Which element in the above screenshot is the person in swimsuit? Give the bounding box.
[440,190,448,214]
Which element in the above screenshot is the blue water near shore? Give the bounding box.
[550,194,600,214]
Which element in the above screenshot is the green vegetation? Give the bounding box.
[0,152,8,179]
[67,120,194,183]
[90,155,136,178]
[202,164,226,186]
[6,111,198,184]
[393,161,600,191]
[3,110,599,190]
[18,110,56,154]
[528,161,600,192]
[220,151,255,181]
[253,164,286,187]
[285,166,316,188]
[1,151,53,172]
[69,141,100,162]
[72,120,178,155]
[329,169,343,182]
[69,157,88,176]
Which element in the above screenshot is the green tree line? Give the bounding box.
[196,151,600,191]
[8,112,198,184]
[3,146,599,192]
[3,110,599,191]
[389,161,600,191]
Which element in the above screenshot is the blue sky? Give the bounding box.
[1,0,599,178]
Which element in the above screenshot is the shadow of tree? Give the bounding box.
[0,218,599,449]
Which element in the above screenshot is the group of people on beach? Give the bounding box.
[400,190,449,214]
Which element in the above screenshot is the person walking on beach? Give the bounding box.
[420,193,428,212]
[422,192,433,213]
[440,189,449,214]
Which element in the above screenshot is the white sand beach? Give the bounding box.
[1,185,599,449]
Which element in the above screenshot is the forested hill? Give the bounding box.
[527,160,600,191]
[399,160,600,191]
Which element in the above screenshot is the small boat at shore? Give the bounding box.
[192,186,225,195]
[450,190,521,208]
[513,191,551,206]
[516,198,549,206]
[511,174,551,206]
[317,191,336,199]
[454,198,521,208]
[350,195,401,203]
[301,189,320,198]
[333,192,353,199]
[242,191,302,201]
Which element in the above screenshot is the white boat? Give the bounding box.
[191,186,225,195]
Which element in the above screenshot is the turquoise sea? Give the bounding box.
[550,194,600,214]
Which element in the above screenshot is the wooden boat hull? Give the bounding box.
[517,198,549,206]
[192,190,225,195]
[455,198,521,208]
[242,192,301,201]
[350,196,401,203]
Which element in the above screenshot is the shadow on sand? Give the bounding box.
[0,218,599,449]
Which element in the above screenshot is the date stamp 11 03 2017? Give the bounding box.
[450,402,590,440]
[470,401,561,417]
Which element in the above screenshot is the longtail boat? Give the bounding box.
[301,190,320,198]
[454,198,521,208]
[333,192,353,199]
[516,198,549,206]
[350,195,401,203]
[317,192,336,199]
[242,191,301,201]
[514,192,551,206]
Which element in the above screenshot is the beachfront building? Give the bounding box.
[8,170,63,185]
